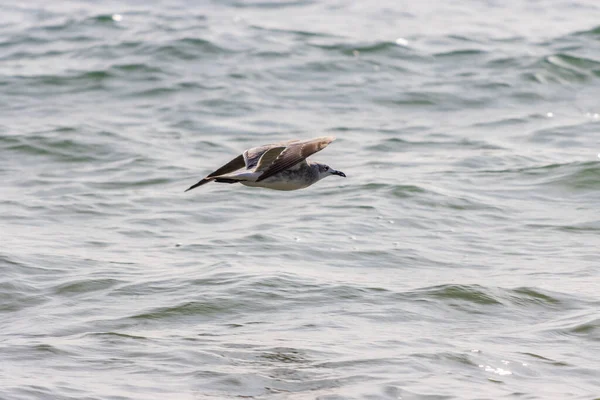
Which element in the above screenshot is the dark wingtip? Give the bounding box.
[184,179,208,192]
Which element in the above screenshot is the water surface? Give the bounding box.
[1,1,599,399]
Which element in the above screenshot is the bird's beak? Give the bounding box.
[332,170,346,177]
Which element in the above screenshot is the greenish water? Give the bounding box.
[1,1,599,399]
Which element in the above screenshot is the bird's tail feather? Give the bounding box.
[213,178,241,184]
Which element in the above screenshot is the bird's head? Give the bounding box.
[316,163,346,180]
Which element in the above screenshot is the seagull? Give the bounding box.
[185,136,346,192]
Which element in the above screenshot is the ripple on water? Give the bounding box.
[311,40,414,57]
[536,312,600,342]
[1,130,126,164]
[402,284,580,314]
[0,281,49,313]
[524,53,600,83]
[411,284,503,306]
[574,24,600,37]
[366,137,502,152]
[52,278,122,297]
[533,162,600,190]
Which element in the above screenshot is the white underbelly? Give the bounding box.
[241,180,308,191]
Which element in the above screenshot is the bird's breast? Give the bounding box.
[241,179,308,191]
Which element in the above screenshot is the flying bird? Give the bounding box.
[185,136,346,192]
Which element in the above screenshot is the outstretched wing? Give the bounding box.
[184,154,245,192]
[243,139,299,170]
[256,136,335,182]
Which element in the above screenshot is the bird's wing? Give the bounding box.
[243,139,299,169]
[243,145,269,169]
[255,146,286,173]
[256,136,335,182]
[184,154,245,192]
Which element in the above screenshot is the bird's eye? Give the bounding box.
[325,166,329,171]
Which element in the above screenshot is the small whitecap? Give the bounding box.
[597,153,600,159]
[294,237,301,241]
[353,50,360,57]
[483,365,512,375]
[471,349,480,353]
[533,73,546,83]
[350,236,357,240]
[546,112,553,118]
[594,113,599,119]
[112,14,123,22]
[388,220,394,224]
[395,37,409,47]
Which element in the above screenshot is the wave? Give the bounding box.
[521,49,600,84]
[485,161,600,191]
[405,284,579,312]
[1,129,122,163]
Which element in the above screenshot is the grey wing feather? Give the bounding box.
[256,136,335,182]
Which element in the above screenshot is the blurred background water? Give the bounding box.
[1,1,599,399]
